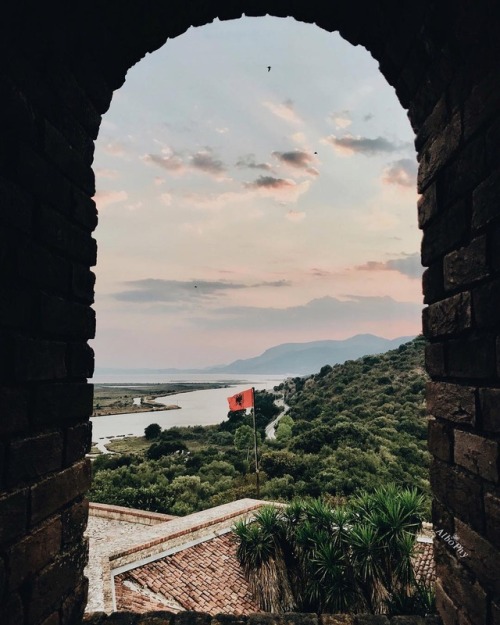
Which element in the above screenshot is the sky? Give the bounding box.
[91,16,423,369]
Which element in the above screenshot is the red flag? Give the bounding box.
[227,388,254,411]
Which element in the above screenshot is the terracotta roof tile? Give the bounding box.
[115,532,259,615]
[412,540,436,586]
[115,532,435,615]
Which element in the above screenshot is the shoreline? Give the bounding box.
[92,403,181,418]
[92,381,229,418]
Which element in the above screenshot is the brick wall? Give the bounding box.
[0,1,499,624]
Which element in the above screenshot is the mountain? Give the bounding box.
[95,334,415,377]
[204,334,415,374]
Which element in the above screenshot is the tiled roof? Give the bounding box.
[412,540,436,586]
[115,532,259,615]
[115,532,435,615]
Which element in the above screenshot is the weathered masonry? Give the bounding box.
[1,2,499,624]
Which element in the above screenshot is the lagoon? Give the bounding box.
[90,374,285,442]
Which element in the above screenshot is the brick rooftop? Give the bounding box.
[115,532,259,615]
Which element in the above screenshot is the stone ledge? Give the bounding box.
[89,502,177,526]
[83,612,441,625]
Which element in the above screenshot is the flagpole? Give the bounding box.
[251,387,260,498]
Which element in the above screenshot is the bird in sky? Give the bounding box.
[267,66,271,72]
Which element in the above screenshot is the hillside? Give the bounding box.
[206,334,414,374]
[90,336,430,516]
[94,334,415,376]
[270,335,429,498]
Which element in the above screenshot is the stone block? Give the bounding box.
[424,343,446,377]
[0,284,32,330]
[72,264,96,303]
[320,617,354,625]
[0,175,33,233]
[472,278,500,329]
[106,612,139,625]
[73,187,98,232]
[391,618,425,625]
[434,542,487,625]
[484,492,500,549]
[421,200,467,267]
[472,164,500,229]
[139,612,175,625]
[492,601,500,625]
[432,498,455,538]
[8,516,62,588]
[16,143,72,212]
[39,205,97,265]
[65,422,92,466]
[0,386,29,435]
[8,431,64,486]
[33,382,93,426]
[13,337,67,381]
[61,578,88,625]
[454,430,498,482]
[83,614,107,625]
[446,335,496,379]
[27,544,88,624]
[454,518,500,595]
[479,388,500,431]
[62,498,89,546]
[40,292,96,340]
[0,489,29,543]
[437,133,487,208]
[422,292,471,337]
[418,110,461,192]
[422,261,444,305]
[17,240,72,296]
[43,119,95,194]
[426,381,475,425]
[415,97,448,155]
[491,225,500,272]
[41,612,61,625]
[417,182,438,228]
[434,580,458,625]
[67,342,95,379]
[31,460,91,525]
[443,236,489,291]
[354,617,389,625]
[0,592,24,625]
[428,418,453,462]
[175,613,212,625]
[430,460,484,532]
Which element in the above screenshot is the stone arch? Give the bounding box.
[1,2,499,624]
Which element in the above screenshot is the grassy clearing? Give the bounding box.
[105,436,151,455]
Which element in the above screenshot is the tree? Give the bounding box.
[234,425,254,456]
[233,485,428,615]
[144,423,162,440]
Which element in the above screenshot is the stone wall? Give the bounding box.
[0,1,499,624]
[84,612,441,625]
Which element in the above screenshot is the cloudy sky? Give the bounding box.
[92,16,422,369]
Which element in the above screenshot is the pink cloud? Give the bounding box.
[263,99,302,124]
[94,190,128,208]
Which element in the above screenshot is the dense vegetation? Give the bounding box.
[234,486,434,615]
[89,337,430,516]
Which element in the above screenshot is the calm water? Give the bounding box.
[90,374,286,441]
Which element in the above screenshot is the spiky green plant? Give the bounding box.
[233,486,429,615]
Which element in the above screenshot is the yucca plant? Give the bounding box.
[233,508,296,612]
[233,486,428,615]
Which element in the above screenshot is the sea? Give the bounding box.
[90,373,287,442]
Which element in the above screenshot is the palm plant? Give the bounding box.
[233,506,296,612]
[233,485,428,615]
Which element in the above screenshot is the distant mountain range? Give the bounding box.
[96,334,415,376]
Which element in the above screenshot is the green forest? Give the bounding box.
[89,336,430,517]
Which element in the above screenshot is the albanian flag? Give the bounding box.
[227,388,254,411]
